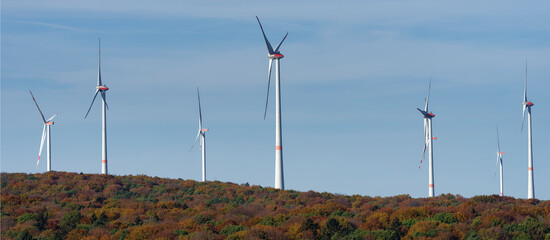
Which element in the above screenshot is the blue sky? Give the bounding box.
[2,0,550,199]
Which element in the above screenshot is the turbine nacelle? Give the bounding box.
[269,53,284,59]
[97,85,109,91]
[523,101,534,107]
[45,122,54,125]
[417,108,435,119]
[201,128,209,133]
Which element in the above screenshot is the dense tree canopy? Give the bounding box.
[1,172,549,239]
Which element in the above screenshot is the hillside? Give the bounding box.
[1,172,549,240]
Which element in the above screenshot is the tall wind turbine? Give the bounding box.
[190,88,209,182]
[495,127,504,197]
[30,91,59,171]
[521,61,535,199]
[417,79,435,197]
[85,38,110,174]
[256,16,288,190]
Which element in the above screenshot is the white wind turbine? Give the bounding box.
[85,38,110,174]
[417,79,436,197]
[190,88,209,182]
[256,16,288,190]
[30,91,59,171]
[521,62,535,199]
[496,127,504,197]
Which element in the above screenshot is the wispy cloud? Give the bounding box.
[10,20,100,33]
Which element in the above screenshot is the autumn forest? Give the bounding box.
[1,172,550,239]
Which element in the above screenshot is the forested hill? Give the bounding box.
[1,172,549,240]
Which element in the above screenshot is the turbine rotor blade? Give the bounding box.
[420,144,427,169]
[100,91,109,110]
[190,130,201,151]
[521,60,527,131]
[425,78,431,112]
[496,127,501,168]
[419,118,428,169]
[263,58,273,120]
[85,90,100,119]
[256,16,274,54]
[274,32,288,53]
[496,127,501,152]
[523,60,527,102]
[197,87,203,130]
[29,91,47,123]
[521,105,526,131]
[37,125,47,168]
[98,37,102,86]
[47,113,60,122]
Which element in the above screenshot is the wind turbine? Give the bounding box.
[496,127,504,197]
[417,79,435,197]
[190,88,209,182]
[521,61,535,199]
[85,38,110,174]
[256,16,288,190]
[30,91,59,171]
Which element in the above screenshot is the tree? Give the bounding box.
[16,229,33,240]
[34,207,48,231]
[60,210,82,234]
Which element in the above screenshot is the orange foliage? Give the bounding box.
[2,172,550,239]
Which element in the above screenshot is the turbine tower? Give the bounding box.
[85,38,110,174]
[30,91,59,171]
[191,88,209,182]
[521,62,535,199]
[417,79,435,197]
[256,16,288,190]
[496,127,504,197]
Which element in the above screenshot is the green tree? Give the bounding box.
[303,218,320,237]
[434,212,457,224]
[16,229,33,240]
[60,210,82,234]
[389,218,403,240]
[93,211,108,227]
[34,207,48,231]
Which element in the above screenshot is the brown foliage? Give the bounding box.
[2,172,549,239]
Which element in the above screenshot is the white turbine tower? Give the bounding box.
[521,62,535,199]
[417,79,436,197]
[191,88,209,182]
[85,38,110,174]
[496,127,504,197]
[256,16,288,190]
[30,91,59,171]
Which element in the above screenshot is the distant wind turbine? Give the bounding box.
[521,61,535,199]
[496,127,504,197]
[256,16,288,190]
[85,38,110,174]
[190,88,209,182]
[417,79,436,197]
[30,91,59,171]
